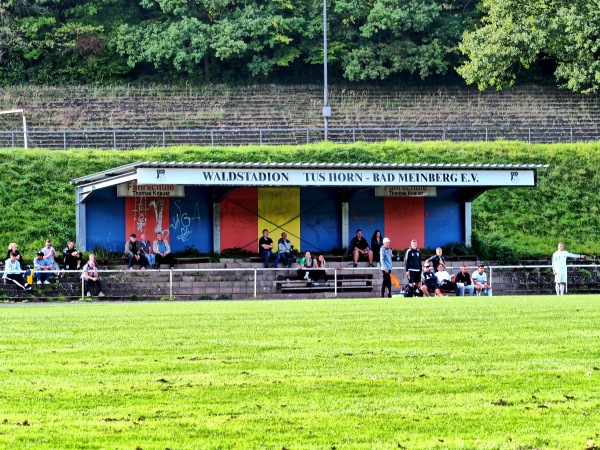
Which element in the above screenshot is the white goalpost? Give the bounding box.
[0,109,28,149]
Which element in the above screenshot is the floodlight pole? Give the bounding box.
[322,0,331,141]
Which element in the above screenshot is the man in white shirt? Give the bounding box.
[472,264,491,296]
[552,242,585,295]
[434,264,463,296]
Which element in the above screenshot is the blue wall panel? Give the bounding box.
[299,188,341,253]
[86,187,125,252]
[348,189,385,249]
[424,188,463,249]
[168,187,213,253]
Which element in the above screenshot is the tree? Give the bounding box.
[458,0,600,93]
[336,0,468,81]
[113,0,309,81]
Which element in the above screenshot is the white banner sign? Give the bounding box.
[375,186,437,197]
[137,167,536,187]
[117,181,185,197]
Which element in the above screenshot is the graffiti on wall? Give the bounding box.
[126,197,170,240]
[170,200,202,243]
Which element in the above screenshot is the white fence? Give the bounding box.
[2,264,599,301]
[0,125,597,149]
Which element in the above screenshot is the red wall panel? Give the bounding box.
[220,188,258,252]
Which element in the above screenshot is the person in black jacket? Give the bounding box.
[404,239,422,284]
[371,230,383,265]
[426,247,447,272]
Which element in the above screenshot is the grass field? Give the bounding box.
[1,296,599,449]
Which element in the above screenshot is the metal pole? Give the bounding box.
[323,0,330,141]
[22,114,28,149]
[169,269,173,298]
[254,269,257,298]
[334,268,337,297]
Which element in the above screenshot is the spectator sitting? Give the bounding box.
[258,229,279,268]
[81,255,105,297]
[371,230,383,266]
[41,239,61,272]
[421,262,443,297]
[472,264,491,296]
[3,252,31,290]
[123,233,149,271]
[33,251,53,285]
[297,251,314,282]
[152,232,175,269]
[351,229,373,267]
[6,243,25,269]
[434,264,462,295]
[139,233,156,268]
[277,232,297,268]
[454,265,475,296]
[62,240,82,271]
[313,254,329,284]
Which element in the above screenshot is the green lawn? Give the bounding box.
[1,296,599,449]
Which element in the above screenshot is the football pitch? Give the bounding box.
[1,296,599,449]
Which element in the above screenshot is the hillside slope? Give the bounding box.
[0,141,598,261]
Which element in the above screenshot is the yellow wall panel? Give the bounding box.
[257,187,301,250]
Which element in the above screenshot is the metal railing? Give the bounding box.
[2,264,599,300]
[1,125,598,149]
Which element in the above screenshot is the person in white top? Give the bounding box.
[471,264,491,296]
[552,242,585,296]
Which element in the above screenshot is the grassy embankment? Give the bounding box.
[1,296,599,449]
[0,140,599,260]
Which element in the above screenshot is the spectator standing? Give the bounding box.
[153,232,175,269]
[552,242,585,295]
[472,264,491,296]
[81,256,105,297]
[454,265,475,296]
[62,240,82,271]
[139,233,156,268]
[124,233,149,271]
[426,247,447,272]
[33,251,53,284]
[404,239,422,284]
[351,229,373,267]
[258,229,279,268]
[371,230,383,266]
[277,232,297,268]
[380,237,393,298]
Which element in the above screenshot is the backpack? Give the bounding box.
[404,283,423,297]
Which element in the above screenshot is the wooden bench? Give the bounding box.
[276,273,374,293]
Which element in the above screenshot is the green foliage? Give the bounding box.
[1,141,599,261]
[458,0,600,93]
[1,0,481,84]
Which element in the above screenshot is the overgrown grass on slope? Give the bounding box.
[1,141,599,260]
[1,297,599,449]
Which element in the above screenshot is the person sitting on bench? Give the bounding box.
[434,264,463,295]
